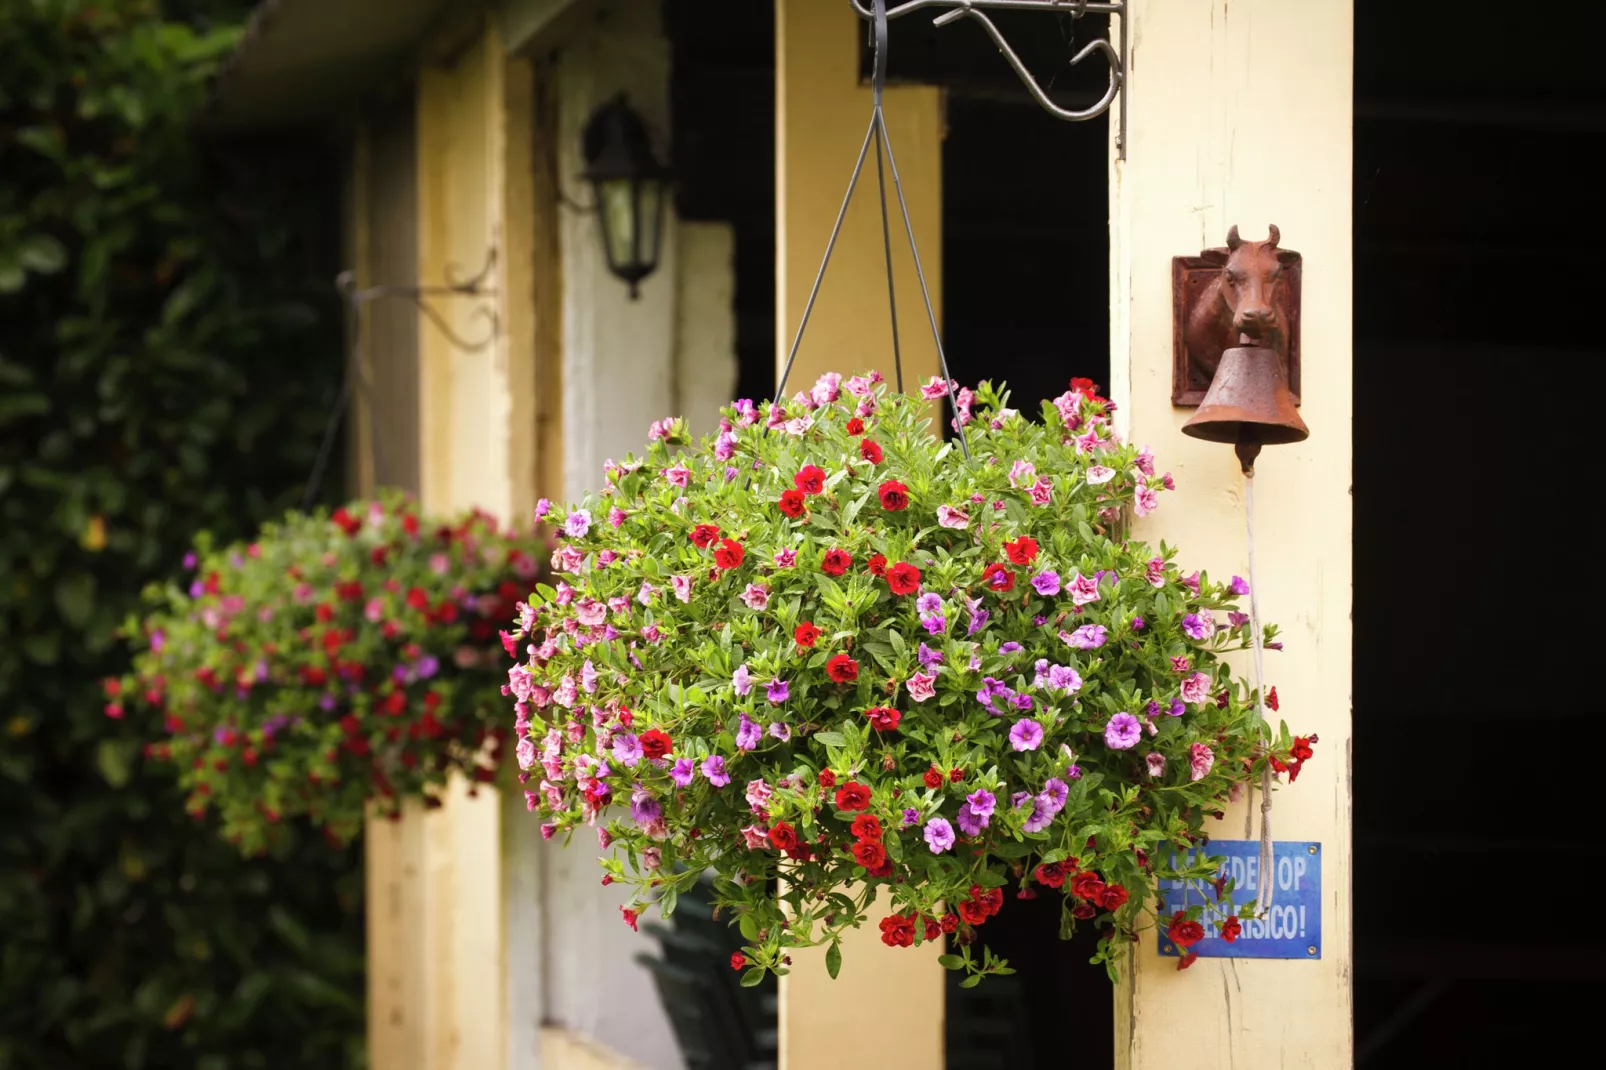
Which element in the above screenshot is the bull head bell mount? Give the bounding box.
[1180,224,1310,472]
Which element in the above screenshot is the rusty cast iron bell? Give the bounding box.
[1181,342,1308,472]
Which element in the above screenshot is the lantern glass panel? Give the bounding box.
[597,177,636,274]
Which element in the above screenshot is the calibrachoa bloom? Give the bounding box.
[113,490,539,854]
[514,374,1305,987]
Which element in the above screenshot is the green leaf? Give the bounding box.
[813,731,846,748]
[18,234,68,275]
[937,954,965,970]
[54,572,97,627]
[740,967,766,988]
[96,739,136,788]
[825,940,842,979]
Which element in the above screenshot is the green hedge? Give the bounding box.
[0,1,363,1066]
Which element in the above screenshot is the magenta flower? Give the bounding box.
[1067,572,1100,606]
[966,789,996,817]
[735,714,761,751]
[766,679,789,704]
[768,721,791,742]
[902,807,921,827]
[1027,477,1053,506]
[1031,571,1061,596]
[1190,742,1215,781]
[920,375,956,400]
[1066,624,1107,649]
[1009,719,1044,751]
[670,758,696,787]
[700,755,731,787]
[1133,485,1159,516]
[917,642,944,668]
[563,509,592,538]
[1229,575,1250,595]
[923,817,956,853]
[1104,712,1141,750]
[1182,611,1215,641]
[773,547,797,568]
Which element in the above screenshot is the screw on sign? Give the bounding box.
[1157,840,1323,961]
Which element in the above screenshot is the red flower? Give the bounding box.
[406,587,429,611]
[1291,735,1315,761]
[1178,952,1199,970]
[795,465,827,495]
[887,561,921,595]
[778,489,807,518]
[768,822,800,850]
[712,538,744,570]
[1220,916,1243,943]
[794,621,821,647]
[315,603,335,623]
[845,417,865,435]
[1167,913,1205,948]
[689,523,721,548]
[835,782,872,811]
[923,766,943,789]
[981,562,1015,593]
[1070,871,1106,903]
[401,514,419,536]
[878,480,910,511]
[850,814,883,841]
[820,548,852,576]
[621,906,639,931]
[826,654,859,684]
[940,913,958,934]
[866,553,888,577]
[1266,686,1279,711]
[851,839,888,868]
[639,729,672,759]
[1100,883,1129,910]
[1033,861,1069,889]
[1003,536,1039,565]
[730,952,747,970]
[859,439,884,464]
[978,887,1004,917]
[864,706,901,732]
[878,914,916,948]
[948,767,965,783]
[818,769,837,788]
[332,508,361,536]
[958,899,990,925]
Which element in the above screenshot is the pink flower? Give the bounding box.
[1051,391,1082,426]
[920,375,956,400]
[773,547,797,568]
[1135,446,1156,476]
[552,545,584,572]
[670,575,692,603]
[1189,742,1215,781]
[1009,719,1044,751]
[811,372,842,405]
[1179,672,1211,705]
[1145,752,1166,778]
[936,505,970,529]
[1028,478,1053,507]
[740,824,768,849]
[741,583,770,611]
[1133,485,1159,517]
[1086,465,1115,485]
[636,582,658,605]
[608,507,628,528]
[1074,428,1105,454]
[1008,459,1036,488]
[574,598,607,626]
[844,375,874,396]
[906,671,937,703]
[364,597,385,623]
[662,463,691,487]
[745,778,773,811]
[1067,572,1101,606]
[1146,556,1167,587]
[648,417,676,441]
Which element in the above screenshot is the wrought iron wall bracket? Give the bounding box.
[335,245,501,354]
[849,0,1128,158]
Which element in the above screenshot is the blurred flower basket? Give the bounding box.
[510,373,1315,985]
[111,490,544,853]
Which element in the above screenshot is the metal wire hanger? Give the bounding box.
[775,0,971,458]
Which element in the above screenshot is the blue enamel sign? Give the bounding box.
[1156,840,1322,960]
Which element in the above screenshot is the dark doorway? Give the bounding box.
[1353,1,1606,1064]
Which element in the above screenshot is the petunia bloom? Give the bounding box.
[1104,712,1141,750]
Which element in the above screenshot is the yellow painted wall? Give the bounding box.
[1109,1,1354,1065]
[774,3,946,1069]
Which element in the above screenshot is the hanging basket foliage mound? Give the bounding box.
[511,374,1313,983]
[114,490,542,854]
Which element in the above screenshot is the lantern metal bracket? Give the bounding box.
[335,244,500,355]
[848,0,1128,158]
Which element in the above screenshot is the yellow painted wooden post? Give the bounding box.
[774,3,946,1068]
[1109,1,1354,1065]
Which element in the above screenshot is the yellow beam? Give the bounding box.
[774,4,946,1069]
[1109,1,1353,1065]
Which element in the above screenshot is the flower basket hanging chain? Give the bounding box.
[508,0,1311,984]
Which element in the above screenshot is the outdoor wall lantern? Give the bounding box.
[581,94,668,299]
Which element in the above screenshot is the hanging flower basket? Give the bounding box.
[112,490,543,853]
[510,374,1313,983]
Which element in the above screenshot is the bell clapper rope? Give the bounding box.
[1235,438,1275,912]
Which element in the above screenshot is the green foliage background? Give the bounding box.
[1,1,364,1065]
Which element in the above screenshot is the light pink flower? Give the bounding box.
[1074,428,1105,454]
[745,778,773,811]
[1086,464,1115,485]
[936,505,970,529]
[844,375,874,397]
[740,824,768,849]
[906,671,937,703]
[364,597,385,623]
[1135,446,1156,476]
[1067,572,1101,606]
[773,547,797,568]
[1145,752,1166,778]
[670,575,692,603]
[574,598,607,626]
[1146,556,1167,587]
[636,582,658,605]
[741,583,770,611]
[1028,478,1053,506]
[662,463,691,487]
[784,415,814,437]
[1179,672,1211,705]
[1009,459,1036,488]
[1189,742,1215,781]
[648,417,676,441]
[920,375,956,400]
[1133,484,1159,517]
[811,372,842,406]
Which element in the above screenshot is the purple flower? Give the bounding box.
[188,581,204,599]
[1010,692,1034,711]
[317,694,337,712]
[766,678,789,704]
[902,807,921,828]
[1009,719,1044,751]
[1131,616,1146,631]
[1229,575,1251,595]
[1228,611,1250,628]
[1181,612,1215,641]
[956,804,988,836]
[564,509,592,538]
[923,817,956,854]
[966,789,996,817]
[182,552,197,570]
[967,606,990,636]
[1046,664,1082,694]
[1104,712,1141,750]
[1167,697,1186,717]
[917,642,944,667]
[1011,791,1032,811]
[1041,777,1069,809]
[921,614,947,636]
[1000,641,1023,656]
[733,664,752,696]
[670,758,696,786]
[1066,624,1108,650]
[1022,795,1056,833]
[915,593,944,616]
[768,721,791,741]
[417,655,440,679]
[611,732,644,766]
[1033,615,1048,626]
[735,714,761,751]
[1031,571,1061,596]
[1066,763,1083,780]
[630,789,662,826]
[701,755,731,787]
